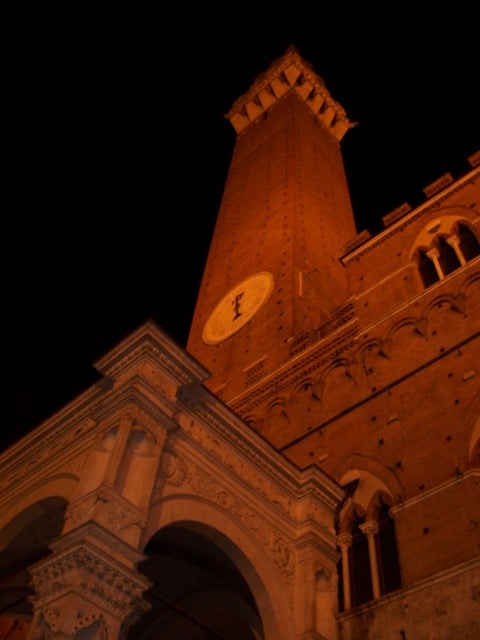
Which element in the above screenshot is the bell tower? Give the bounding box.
[187,47,357,401]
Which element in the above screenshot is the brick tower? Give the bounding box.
[187,46,357,402]
[187,46,480,638]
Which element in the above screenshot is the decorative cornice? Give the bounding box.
[94,318,210,385]
[176,382,343,513]
[226,46,354,140]
[90,384,178,433]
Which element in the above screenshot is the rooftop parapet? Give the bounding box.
[226,46,354,141]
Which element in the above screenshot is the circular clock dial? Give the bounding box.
[202,272,274,344]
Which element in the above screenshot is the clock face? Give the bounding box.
[202,272,274,344]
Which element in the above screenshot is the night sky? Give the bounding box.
[3,4,480,452]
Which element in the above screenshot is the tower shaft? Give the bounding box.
[187,48,357,402]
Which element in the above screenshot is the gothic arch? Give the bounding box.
[410,212,478,255]
[422,292,465,318]
[338,469,397,512]
[337,461,403,505]
[290,377,318,403]
[261,398,290,445]
[409,212,480,288]
[318,358,356,414]
[385,315,428,345]
[468,412,480,465]
[336,471,402,610]
[460,269,480,314]
[141,496,294,640]
[351,338,390,380]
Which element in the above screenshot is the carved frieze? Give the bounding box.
[181,419,292,515]
[183,463,295,580]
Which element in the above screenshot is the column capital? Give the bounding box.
[336,532,353,549]
[426,247,440,260]
[29,522,151,639]
[359,520,379,536]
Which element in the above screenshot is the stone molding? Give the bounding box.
[94,319,210,385]
[176,382,343,514]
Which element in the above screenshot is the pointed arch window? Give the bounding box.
[436,235,461,275]
[457,223,480,262]
[336,496,401,611]
[417,249,440,287]
[349,514,373,607]
[416,223,480,289]
[376,501,402,594]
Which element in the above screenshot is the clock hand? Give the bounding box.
[232,291,244,320]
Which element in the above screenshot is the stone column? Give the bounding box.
[359,520,381,599]
[336,532,352,610]
[27,522,151,640]
[426,247,444,279]
[446,234,466,265]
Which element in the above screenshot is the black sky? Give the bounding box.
[3,4,480,452]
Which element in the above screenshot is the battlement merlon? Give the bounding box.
[225,46,356,141]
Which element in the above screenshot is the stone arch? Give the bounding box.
[0,475,77,536]
[0,496,68,631]
[318,359,356,418]
[352,338,390,381]
[262,398,290,446]
[452,220,480,261]
[446,389,480,472]
[141,496,294,640]
[460,269,480,315]
[335,470,402,610]
[468,413,480,465]
[386,315,427,343]
[290,377,319,403]
[384,315,432,374]
[338,458,403,505]
[409,211,480,290]
[338,469,396,514]
[422,292,465,318]
[410,212,477,256]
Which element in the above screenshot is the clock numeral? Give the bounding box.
[232,291,244,320]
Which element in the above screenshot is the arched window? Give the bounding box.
[349,514,373,607]
[436,235,461,275]
[417,249,439,287]
[336,492,401,611]
[376,501,402,594]
[457,223,480,262]
[413,218,480,289]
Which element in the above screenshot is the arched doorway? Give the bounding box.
[128,523,263,639]
[0,497,67,638]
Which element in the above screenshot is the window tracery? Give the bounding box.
[415,222,480,288]
[336,489,401,611]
